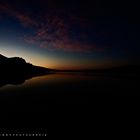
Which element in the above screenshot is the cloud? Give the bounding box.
[23,14,105,53]
[0,4,37,27]
[0,3,108,53]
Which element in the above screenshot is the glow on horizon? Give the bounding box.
[0,45,114,70]
[0,44,96,70]
[0,45,56,68]
[0,47,93,69]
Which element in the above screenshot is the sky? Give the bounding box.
[0,0,139,70]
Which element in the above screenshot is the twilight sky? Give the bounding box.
[0,0,139,69]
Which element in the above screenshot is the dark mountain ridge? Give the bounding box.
[0,54,52,87]
[0,54,51,75]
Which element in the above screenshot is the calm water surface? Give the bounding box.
[0,73,139,129]
[0,72,139,96]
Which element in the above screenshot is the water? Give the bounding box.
[0,72,139,130]
[0,72,139,97]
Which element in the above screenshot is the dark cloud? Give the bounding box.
[0,1,137,54]
[0,4,37,27]
[0,2,110,53]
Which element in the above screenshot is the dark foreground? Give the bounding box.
[0,72,140,135]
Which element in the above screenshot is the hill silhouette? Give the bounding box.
[0,54,52,87]
[0,54,140,87]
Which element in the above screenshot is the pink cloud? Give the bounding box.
[0,3,108,53]
[0,4,37,27]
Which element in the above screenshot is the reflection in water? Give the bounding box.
[0,73,52,88]
[0,73,139,132]
[0,73,93,91]
[0,77,26,88]
[0,72,139,96]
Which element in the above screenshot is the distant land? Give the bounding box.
[55,64,140,79]
[0,54,140,87]
[0,54,53,87]
[56,65,140,74]
[1,54,140,74]
[0,54,52,75]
